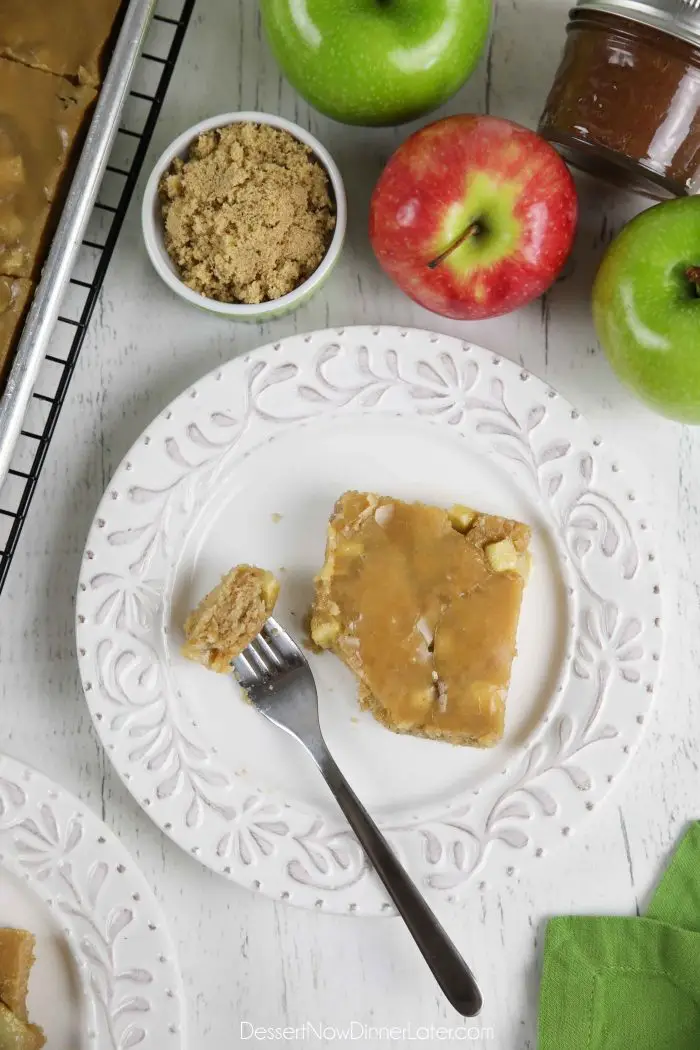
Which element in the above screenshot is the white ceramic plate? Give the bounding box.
[76,326,662,916]
[0,753,185,1048]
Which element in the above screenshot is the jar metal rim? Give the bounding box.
[574,0,700,49]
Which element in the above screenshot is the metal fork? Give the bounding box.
[233,617,483,1018]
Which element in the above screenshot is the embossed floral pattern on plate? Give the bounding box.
[0,753,184,1048]
[76,327,662,916]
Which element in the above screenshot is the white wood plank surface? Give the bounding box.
[2,1,698,1047]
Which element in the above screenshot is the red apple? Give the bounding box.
[369,115,578,320]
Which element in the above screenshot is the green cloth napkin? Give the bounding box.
[538,822,700,1049]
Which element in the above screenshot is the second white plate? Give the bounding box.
[76,326,662,915]
[0,752,184,1048]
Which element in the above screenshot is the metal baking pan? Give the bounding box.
[0,0,158,488]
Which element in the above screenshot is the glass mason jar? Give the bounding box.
[539,0,700,199]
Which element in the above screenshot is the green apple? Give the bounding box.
[260,0,491,126]
[593,198,700,424]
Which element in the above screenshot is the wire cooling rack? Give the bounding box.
[0,0,196,595]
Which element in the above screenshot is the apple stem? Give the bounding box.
[428,222,481,270]
[687,266,700,297]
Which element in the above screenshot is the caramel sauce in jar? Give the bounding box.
[539,9,700,199]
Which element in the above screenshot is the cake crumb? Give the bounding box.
[159,122,336,304]
[182,565,279,672]
[271,512,283,523]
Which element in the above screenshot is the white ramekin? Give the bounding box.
[141,111,347,321]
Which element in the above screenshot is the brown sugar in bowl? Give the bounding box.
[141,112,346,321]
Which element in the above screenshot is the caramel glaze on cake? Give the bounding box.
[0,929,34,1021]
[0,59,96,280]
[0,279,34,379]
[0,929,45,1049]
[0,0,123,85]
[310,492,531,748]
[0,0,124,386]
[0,60,96,379]
[0,1004,45,1050]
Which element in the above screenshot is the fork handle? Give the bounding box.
[315,747,483,1017]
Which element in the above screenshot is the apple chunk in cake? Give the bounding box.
[309,492,531,747]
